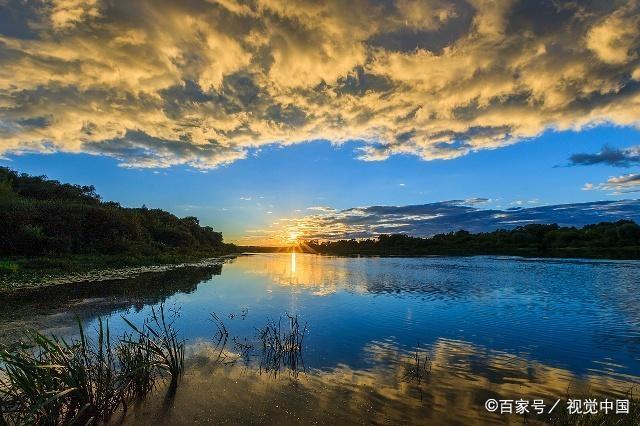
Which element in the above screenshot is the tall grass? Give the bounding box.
[0,304,184,425]
[122,304,185,391]
[0,318,123,424]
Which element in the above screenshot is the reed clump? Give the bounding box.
[257,314,307,376]
[121,304,185,391]
[0,304,184,425]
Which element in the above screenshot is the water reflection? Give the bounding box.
[119,337,639,425]
[0,264,224,341]
[291,251,296,275]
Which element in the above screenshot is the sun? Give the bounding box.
[286,231,300,244]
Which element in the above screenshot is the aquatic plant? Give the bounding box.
[121,304,185,391]
[0,318,123,425]
[210,312,230,364]
[117,330,157,401]
[257,314,307,377]
[402,348,431,387]
[0,305,185,425]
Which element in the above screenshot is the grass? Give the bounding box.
[121,304,185,392]
[0,318,123,424]
[0,304,184,425]
[257,314,307,377]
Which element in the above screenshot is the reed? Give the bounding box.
[402,348,431,387]
[0,318,123,425]
[257,314,307,376]
[121,303,185,391]
[0,304,184,425]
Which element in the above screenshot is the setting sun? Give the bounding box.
[286,231,300,245]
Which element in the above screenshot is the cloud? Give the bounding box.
[46,0,102,30]
[306,206,336,212]
[583,174,640,194]
[1,1,640,168]
[569,145,640,167]
[461,197,490,205]
[82,130,246,169]
[247,199,640,243]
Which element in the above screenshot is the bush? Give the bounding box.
[0,261,18,277]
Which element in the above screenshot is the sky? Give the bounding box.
[1,0,640,244]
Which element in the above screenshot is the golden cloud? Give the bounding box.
[1,0,640,168]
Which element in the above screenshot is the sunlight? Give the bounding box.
[286,231,300,244]
[291,251,296,274]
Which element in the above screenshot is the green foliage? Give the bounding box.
[0,319,124,424]
[0,261,19,277]
[0,167,235,257]
[0,306,185,425]
[308,221,640,259]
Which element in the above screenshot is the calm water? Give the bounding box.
[1,253,640,424]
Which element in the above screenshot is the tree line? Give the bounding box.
[0,167,236,257]
[306,222,640,259]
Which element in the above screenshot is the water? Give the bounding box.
[1,253,640,424]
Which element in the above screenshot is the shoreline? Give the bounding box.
[3,248,640,295]
[0,253,241,295]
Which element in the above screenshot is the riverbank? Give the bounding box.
[0,251,239,293]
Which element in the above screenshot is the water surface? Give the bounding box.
[1,253,639,424]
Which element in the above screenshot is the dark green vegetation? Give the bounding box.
[0,167,237,281]
[0,305,184,425]
[307,221,640,259]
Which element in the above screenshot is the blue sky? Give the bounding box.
[1,0,640,244]
[3,124,639,243]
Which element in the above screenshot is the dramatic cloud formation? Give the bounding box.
[584,174,640,194]
[569,145,640,167]
[244,199,640,243]
[1,0,640,168]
